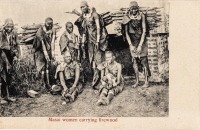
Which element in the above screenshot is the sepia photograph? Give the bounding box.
[0,0,170,117]
[1,0,200,129]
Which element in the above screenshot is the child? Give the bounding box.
[96,51,124,105]
[54,51,84,103]
[59,22,80,62]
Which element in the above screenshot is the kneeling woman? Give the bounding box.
[97,51,124,105]
[54,51,84,103]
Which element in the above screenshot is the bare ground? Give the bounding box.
[1,80,168,117]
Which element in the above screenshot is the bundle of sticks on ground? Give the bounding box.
[18,23,62,44]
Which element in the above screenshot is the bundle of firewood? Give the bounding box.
[66,7,165,30]
[19,23,62,44]
[65,9,113,26]
[112,7,164,30]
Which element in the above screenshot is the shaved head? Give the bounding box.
[45,17,53,30]
[45,17,53,23]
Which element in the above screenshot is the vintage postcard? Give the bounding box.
[0,0,199,129]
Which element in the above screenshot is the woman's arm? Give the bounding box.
[137,13,146,51]
[72,63,80,88]
[95,18,100,43]
[125,24,136,55]
[125,25,132,46]
[41,40,50,62]
[59,71,68,91]
[51,30,56,59]
[113,63,122,86]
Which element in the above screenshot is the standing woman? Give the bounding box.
[79,1,108,88]
[33,17,56,91]
[0,19,19,104]
[122,1,151,88]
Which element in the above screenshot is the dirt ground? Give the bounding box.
[1,80,168,117]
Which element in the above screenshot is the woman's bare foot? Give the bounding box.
[132,82,139,88]
[141,83,149,88]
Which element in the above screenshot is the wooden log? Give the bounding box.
[147,17,156,21]
[146,14,157,17]
[101,11,110,17]
[22,23,59,29]
[22,33,35,41]
[154,17,162,21]
[146,10,157,14]
[22,30,37,35]
[111,14,124,18]
[103,18,112,23]
[112,17,123,21]
[24,36,35,43]
[21,24,41,30]
[104,20,113,26]
[147,7,162,11]
[102,13,111,18]
[120,7,148,11]
[104,18,113,23]
[111,11,124,15]
[103,15,112,20]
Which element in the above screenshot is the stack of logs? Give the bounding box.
[18,23,62,44]
[67,7,164,32]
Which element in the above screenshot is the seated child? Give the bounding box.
[54,51,84,103]
[96,51,124,105]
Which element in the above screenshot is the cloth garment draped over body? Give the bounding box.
[55,61,84,101]
[33,26,56,73]
[75,7,108,65]
[98,61,124,96]
[59,31,80,61]
[122,11,151,76]
[0,29,19,83]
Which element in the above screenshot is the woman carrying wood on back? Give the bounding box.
[0,19,19,104]
[78,1,108,89]
[122,1,151,88]
[33,17,56,92]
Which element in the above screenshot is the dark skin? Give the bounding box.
[125,6,149,87]
[4,25,14,34]
[97,52,122,105]
[80,5,89,14]
[65,22,80,61]
[66,23,73,34]
[40,19,56,90]
[100,53,122,88]
[81,5,100,50]
[59,52,80,96]
[43,20,56,61]
[80,4,101,87]
[0,23,17,104]
[45,21,53,31]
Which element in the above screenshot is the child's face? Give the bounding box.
[64,52,72,63]
[105,53,114,64]
[66,23,73,33]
